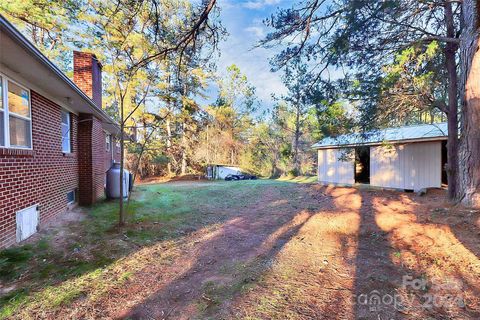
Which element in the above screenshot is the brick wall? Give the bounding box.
[73,51,102,108]
[92,118,106,202]
[77,114,107,206]
[0,51,113,248]
[0,91,79,248]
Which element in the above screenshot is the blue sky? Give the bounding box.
[203,0,289,111]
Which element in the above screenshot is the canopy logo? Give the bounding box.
[353,275,465,313]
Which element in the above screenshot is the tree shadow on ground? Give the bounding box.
[352,190,410,320]
[355,189,480,319]
[5,182,479,319]
[0,181,294,317]
[122,192,315,319]
[437,206,480,260]
[119,184,480,320]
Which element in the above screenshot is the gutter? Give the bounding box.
[0,14,120,134]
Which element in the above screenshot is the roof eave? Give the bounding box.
[0,14,120,135]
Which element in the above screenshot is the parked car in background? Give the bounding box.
[224,173,257,181]
[239,174,258,180]
[225,174,240,181]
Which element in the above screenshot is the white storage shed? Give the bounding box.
[206,164,243,180]
[312,123,448,191]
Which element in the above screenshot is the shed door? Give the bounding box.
[16,205,39,242]
[318,148,355,185]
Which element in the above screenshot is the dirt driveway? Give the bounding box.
[3,180,480,319]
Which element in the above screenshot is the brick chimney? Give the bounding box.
[73,51,102,108]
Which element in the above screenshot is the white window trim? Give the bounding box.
[111,137,115,158]
[106,133,111,151]
[0,72,33,150]
[1,65,77,116]
[61,109,71,153]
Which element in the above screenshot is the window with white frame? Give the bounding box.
[0,74,32,149]
[61,110,71,153]
[116,140,120,153]
[106,134,111,151]
[0,77,4,146]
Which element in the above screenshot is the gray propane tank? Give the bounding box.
[106,163,130,199]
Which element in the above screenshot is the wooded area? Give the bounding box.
[1,2,480,318]
[1,0,478,208]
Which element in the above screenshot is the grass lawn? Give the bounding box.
[1,179,479,319]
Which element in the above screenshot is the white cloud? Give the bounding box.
[216,38,286,106]
[244,26,266,38]
[217,0,237,9]
[219,0,282,10]
[243,0,281,10]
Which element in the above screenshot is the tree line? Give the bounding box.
[260,0,480,207]
[1,0,479,209]
[129,60,336,179]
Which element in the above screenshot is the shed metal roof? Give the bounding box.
[312,122,448,149]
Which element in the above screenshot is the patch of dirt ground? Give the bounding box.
[8,182,480,319]
[26,206,87,251]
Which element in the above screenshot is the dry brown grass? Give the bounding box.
[233,187,480,320]
[2,180,479,319]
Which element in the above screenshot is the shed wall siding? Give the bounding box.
[370,141,441,190]
[317,149,354,185]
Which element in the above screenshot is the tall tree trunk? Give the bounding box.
[271,149,280,178]
[206,125,210,164]
[181,122,187,175]
[293,103,301,175]
[119,97,125,226]
[444,2,460,201]
[458,0,480,207]
[181,80,188,175]
[166,118,172,175]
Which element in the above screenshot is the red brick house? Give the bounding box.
[0,15,121,248]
